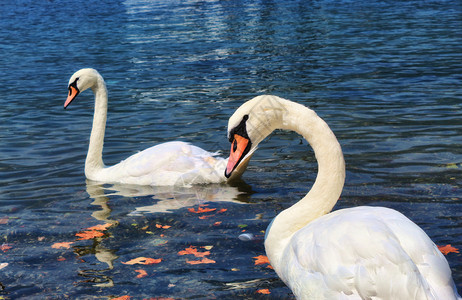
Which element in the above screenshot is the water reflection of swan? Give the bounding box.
[64,68,251,186]
[84,181,119,274]
[86,180,247,215]
[225,96,461,300]
[83,180,247,286]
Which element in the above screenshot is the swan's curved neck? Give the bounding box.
[263,99,345,269]
[85,79,108,177]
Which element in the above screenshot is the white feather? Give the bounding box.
[65,69,228,186]
[226,95,460,300]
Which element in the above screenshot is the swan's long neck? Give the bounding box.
[85,78,108,178]
[262,99,345,271]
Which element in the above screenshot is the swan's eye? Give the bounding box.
[68,78,80,96]
[228,115,249,143]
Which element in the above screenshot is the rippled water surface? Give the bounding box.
[1,0,461,298]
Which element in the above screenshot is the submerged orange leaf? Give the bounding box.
[51,242,74,249]
[438,244,460,255]
[253,255,270,265]
[111,296,130,300]
[186,257,216,265]
[253,255,273,269]
[257,289,271,294]
[86,223,113,231]
[122,257,162,265]
[155,224,171,229]
[0,244,12,252]
[178,246,210,258]
[135,269,148,278]
[188,206,216,214]
[75,230,105,240]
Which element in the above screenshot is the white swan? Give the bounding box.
[224,95,460,300]
[64,68,248,186]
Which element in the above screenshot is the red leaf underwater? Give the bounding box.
[122,257,162,265]
[437,244,459,255]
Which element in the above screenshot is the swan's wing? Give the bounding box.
[280,206,459,300]
[112,141,226,186]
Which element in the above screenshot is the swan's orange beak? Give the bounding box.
[225,134,251,178]
[64,85,79,109]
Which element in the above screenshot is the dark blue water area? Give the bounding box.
[1,0,461,298]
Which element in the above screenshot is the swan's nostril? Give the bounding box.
[232,140,237,152]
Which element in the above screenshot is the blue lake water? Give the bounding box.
[1,0,461,298]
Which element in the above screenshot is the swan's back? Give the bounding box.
[279,206,459,300]
[96,141,227,186]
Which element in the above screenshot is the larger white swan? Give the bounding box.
[224,95,460,300]
[64,68,249,186]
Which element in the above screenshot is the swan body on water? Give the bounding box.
[224,95,460,300]
[64,68,242,186]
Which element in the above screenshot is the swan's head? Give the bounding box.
[64,68,103,109]
[225,95,287,179]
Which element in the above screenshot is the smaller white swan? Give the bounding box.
[64,68,247,186]
[225,95,460,300]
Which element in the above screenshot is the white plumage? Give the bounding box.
[282,206,457,299]
[224,95,460,299]
[93,141,227,186]
[64,68,228,186]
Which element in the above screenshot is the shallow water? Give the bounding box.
[1,0,461,298]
